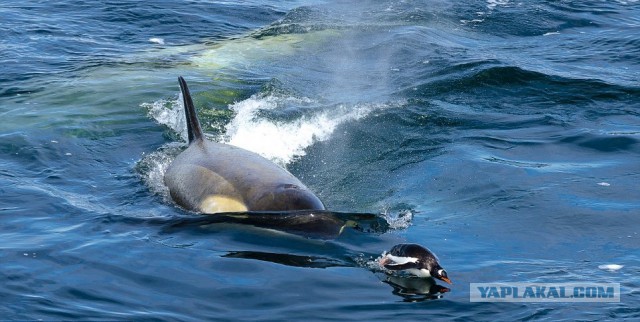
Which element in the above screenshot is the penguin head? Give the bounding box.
[431,265,452,285]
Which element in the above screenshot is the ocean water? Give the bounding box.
[1,0,639,320]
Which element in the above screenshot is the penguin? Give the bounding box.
[379,243,452,284]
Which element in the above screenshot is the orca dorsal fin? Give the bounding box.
[178,76,204,144]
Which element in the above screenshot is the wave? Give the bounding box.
[143,91,399,164]
[141,98,188,142]
[407,63,640,108]
[139,91,402,200]
[224,94,398,166]
[135,142,184,199]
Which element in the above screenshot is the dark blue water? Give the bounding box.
[1,0,639,320]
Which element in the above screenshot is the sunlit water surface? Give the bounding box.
[1,0,639,320]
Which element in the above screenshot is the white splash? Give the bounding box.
[136,143,185,199]
[487,0,510,10]
[598,264,624,272]
[224,95,395,166]
[140,92,400,197]
[382,209,414,230]
[141,98,188,142]
[149,37,165,45]
[143,93,398,166]
[597,182,611,187]
[354,253,387,272]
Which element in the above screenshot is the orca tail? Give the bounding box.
[178,76,204,144]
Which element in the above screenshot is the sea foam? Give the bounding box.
[224,94,393,166]
[140,92,398,195]
[144,92,397,165]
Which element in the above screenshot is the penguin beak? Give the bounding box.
[438,276,452,285]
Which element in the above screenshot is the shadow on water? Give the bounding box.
[110,210,449,301]
[223,250,350,269]
[163,210,390,240]
[222,251,451,301]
